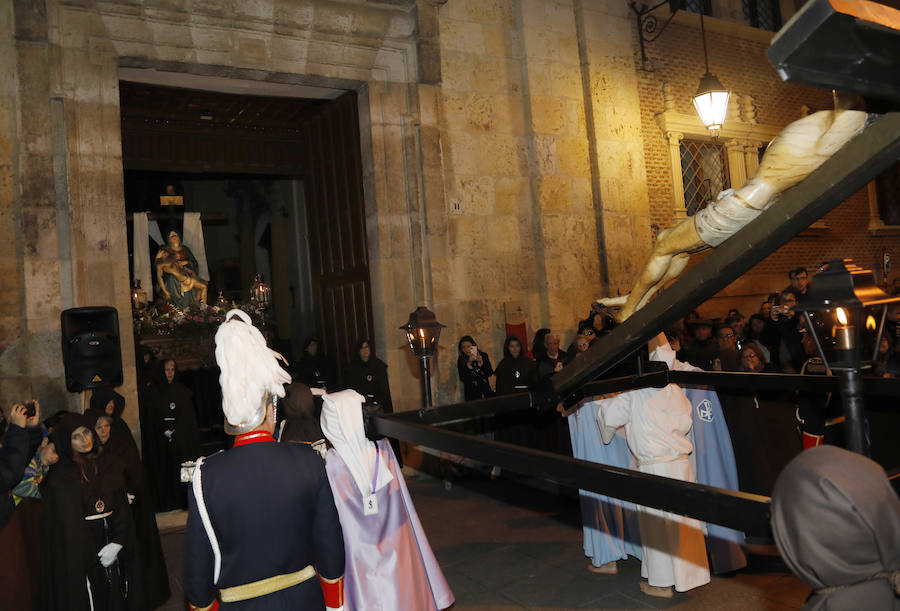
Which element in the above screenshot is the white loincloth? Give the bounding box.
[693,189,768,247]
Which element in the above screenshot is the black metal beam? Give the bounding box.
[552,113,900,402]
[395,370,900,429]
[389,391,533,426]
[582,370,900,400]
[372,414,772,540]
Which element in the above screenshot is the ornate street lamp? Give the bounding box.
[692,13,730,133]
[792,259,900,455]
[400,306,445,412]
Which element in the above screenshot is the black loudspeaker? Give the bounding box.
[60,306,123,392]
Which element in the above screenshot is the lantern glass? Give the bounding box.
[400,306,444,359]
[692,73,729,132]
[250,274,271,308]
[794,259,899,371]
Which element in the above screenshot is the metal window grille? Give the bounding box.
[742,0,781,31]
[673,0,712,15]
[680,139,730,216]
[875,161,900,225]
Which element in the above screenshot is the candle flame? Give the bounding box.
[419,328,425,338]
[836,307,848,325]
[866,315,877,331]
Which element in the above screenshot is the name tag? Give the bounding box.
[363,493,379,516]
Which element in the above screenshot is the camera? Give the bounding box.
[24,400,36,419]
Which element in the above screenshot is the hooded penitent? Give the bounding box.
[41,413,144,611]
[279,382,325,444]
[320,390,454,611]
[215,308,291,434]
[771,445,900,610]
[85,387,138,451]
[85,390,172,607]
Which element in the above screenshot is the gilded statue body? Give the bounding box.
[155,231,208,308]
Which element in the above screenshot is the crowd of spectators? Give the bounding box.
[452,265,900,491]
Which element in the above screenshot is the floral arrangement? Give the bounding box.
[135,298,268,338]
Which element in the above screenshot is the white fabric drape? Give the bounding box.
[182,212,210,280]
[148,220,164,247]
[320,390,393,497]
[131,212,153,296]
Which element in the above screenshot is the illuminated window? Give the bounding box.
[680,139,731,216]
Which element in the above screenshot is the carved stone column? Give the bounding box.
[725,140,747,189]
[744,141,761,178]
[666,131,686,218]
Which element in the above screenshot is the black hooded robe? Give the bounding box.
[344,353,402,464]
[40,414,144,611]
[149,375,201,511]
[86,391,171,608]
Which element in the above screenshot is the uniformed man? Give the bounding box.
[184,309,346,610]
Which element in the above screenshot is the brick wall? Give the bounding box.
[635,18,899,317]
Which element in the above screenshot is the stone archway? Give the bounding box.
[1,0,433,434]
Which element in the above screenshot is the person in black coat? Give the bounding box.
[677,318,719,370]
[87,393,171,609]
[344,338,393,412]
[40,413,143,611]
[149,359,201,511]
[296,336,336,392]
[494,336,542,449]
[718,344,800,496]
[277,382,325,445]
[494,336,536,395]
[457,335,494,401]
[344,338,402,465]
[0,401,44,610]
[536,332,567,379]
[1,402,43,531]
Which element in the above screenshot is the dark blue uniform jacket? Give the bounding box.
[184,440,345,609]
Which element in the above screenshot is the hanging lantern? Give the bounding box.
[692,13,730,133]
[250,274,272,310]
[693,72,730,132]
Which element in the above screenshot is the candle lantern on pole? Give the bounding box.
[400,306,445,412]
[792,259,900,456]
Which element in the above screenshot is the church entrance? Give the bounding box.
[120,79,375,432]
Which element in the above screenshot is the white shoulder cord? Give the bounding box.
[192,456,222,583]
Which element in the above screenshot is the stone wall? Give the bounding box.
[2,0,429,427]
[5,0,892,425]
[428,0,657,403]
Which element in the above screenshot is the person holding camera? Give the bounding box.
[761,289,805,372]
[1,400,43,530]
[0,400,43,610]
[456,336,494,401]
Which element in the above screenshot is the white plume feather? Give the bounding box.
[215,309,291,427]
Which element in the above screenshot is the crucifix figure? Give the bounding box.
[599,94,868,321]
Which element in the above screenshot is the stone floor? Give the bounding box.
[157,470,809,610]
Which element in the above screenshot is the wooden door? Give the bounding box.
[300,91,374,384]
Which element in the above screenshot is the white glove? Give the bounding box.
[126,493,135,505]
[163,430,173,440]
[98,542,122,567]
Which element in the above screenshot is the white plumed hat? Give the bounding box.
[215,309,291,434]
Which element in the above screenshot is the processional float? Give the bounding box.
[370,0,900,542]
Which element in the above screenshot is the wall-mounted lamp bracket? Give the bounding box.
[630,0,677,69]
